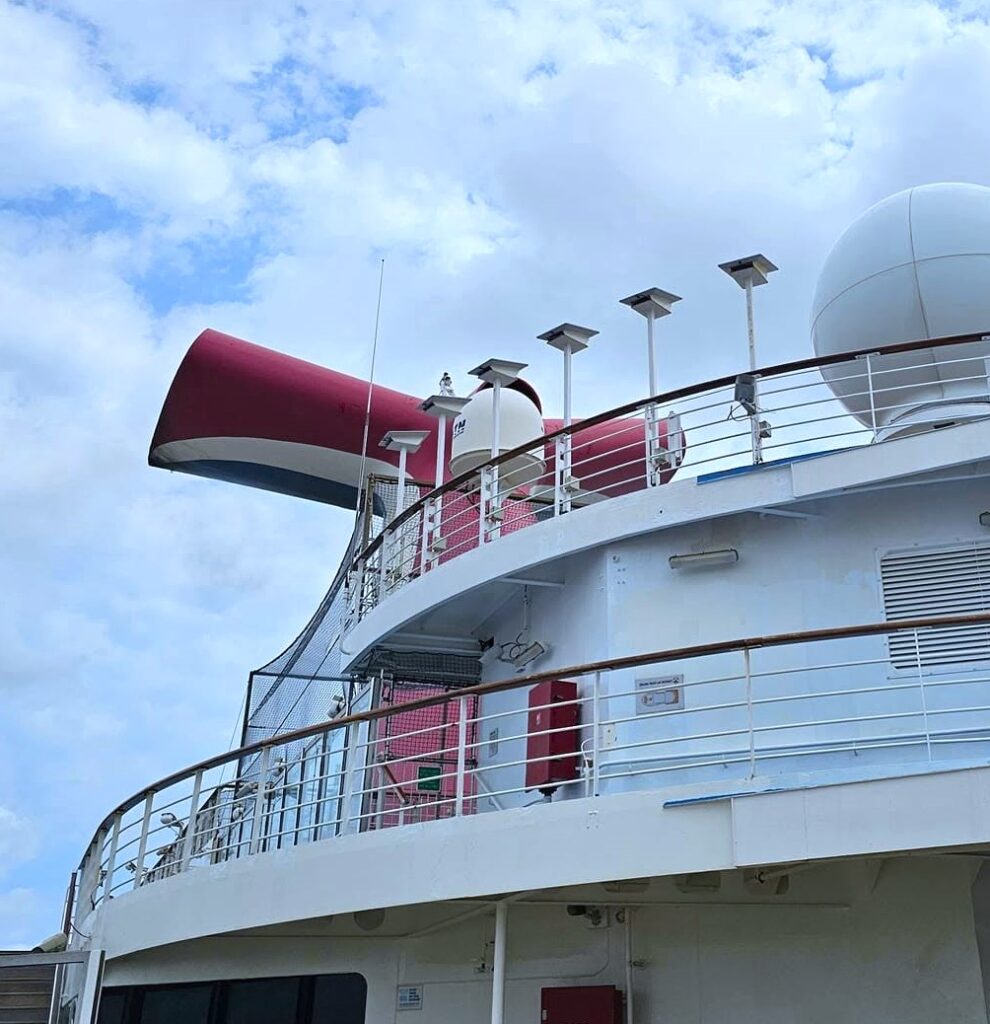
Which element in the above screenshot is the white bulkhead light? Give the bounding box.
[449,385,545,485]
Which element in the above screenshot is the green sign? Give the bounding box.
[417,765,442,793]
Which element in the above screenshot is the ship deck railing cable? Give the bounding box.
[72,610,990,921]
[346,330,990,620]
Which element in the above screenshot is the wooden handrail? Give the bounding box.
[353,329,990,563]
[80,608,990,862]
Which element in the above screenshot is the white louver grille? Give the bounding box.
[881,543,990,669]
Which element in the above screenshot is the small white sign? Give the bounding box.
[636,674,685,715]
[397,985,424,1011]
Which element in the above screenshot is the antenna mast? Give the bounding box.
[355,258,386,523]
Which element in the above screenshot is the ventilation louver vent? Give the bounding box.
[881,543,990,668]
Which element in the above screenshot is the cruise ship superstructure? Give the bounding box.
[8,182,990,1024]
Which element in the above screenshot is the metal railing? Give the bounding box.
[345,331,990,621]
[74,611,990,919]
[0,950,105,1024]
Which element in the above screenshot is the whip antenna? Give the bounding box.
[355,257,385,523]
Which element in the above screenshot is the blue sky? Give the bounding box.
[2,0,990,947]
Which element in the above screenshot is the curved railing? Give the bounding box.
[345,330,990,620]
[74,610,990,925]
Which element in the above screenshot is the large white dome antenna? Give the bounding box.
[812,182,990,439]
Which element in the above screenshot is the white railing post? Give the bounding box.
[913,629,933,762]
[560,431,573,514]
[341,726,359,835]
[744,649,756,778]
[378,530,392,598]
[421,497,433,575]
[592,672,602,798]
[249,747,272,854]
[374,760,386,831]
[103,812,122,901]
[350,560,365,622]
[749,375,764,465]
[645,404,658,487]
[133,792,154,890]
[455,696,468,816]
[179,770,204,872]
[479,466,500,544]
[490,900,508,1024]
[554,436,565,516]
[855,351,880,439]
[865,353,878,437]
[490,464,502,540]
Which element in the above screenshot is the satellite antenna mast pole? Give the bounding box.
[420,391,470,572]
[469,359,528,542]
[620,289,681,486]
[539,325,599,513]
[745,276,757,373]
[719,255,777,464]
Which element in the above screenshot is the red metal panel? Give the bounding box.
[525,680,580,793]
[372,684,479,827]
[541,985,623,1023]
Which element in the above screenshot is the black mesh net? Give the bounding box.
[241,475,479,749]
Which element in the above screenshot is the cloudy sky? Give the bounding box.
[2,0,989,946]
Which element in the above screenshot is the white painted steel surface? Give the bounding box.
[95,856,988,1024]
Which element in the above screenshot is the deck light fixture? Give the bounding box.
[620,289,681,487]
[538,324,599,514]
[510,639,550,668]
[668,548,739,569]
[980,511,990,527]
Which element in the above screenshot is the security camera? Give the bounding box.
[32,932,68,953]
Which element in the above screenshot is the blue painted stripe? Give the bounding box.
[697,448,846,485]
[163,459,363,510]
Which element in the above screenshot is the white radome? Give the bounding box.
[812,182,990,437]
[449,385,545,484]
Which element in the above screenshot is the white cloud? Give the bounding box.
[0,887,43,950]
[0,807,39,876]
[0,3,241,231]
[2,0,990,944]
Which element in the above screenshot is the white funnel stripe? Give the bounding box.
[152,437,399,482]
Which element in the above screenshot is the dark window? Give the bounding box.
[140,984,213,1024]
[223,977,299,1024]
[311,974,367,1022]
[98,972,365,1024]
[96,990,128,1024]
